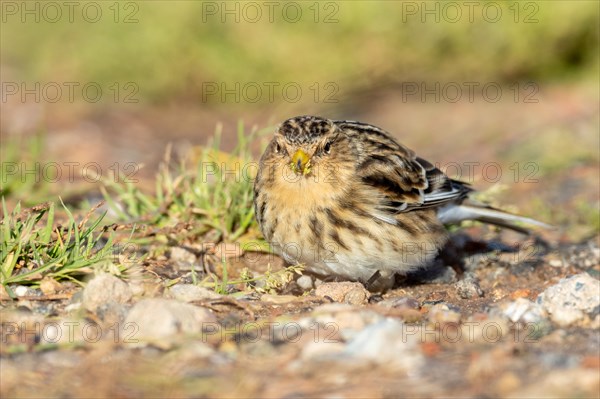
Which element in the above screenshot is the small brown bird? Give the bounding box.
[253,115,549,290]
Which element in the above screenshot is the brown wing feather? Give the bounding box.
[335,120,469,212]
[414,156,472,209]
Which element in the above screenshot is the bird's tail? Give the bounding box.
[437,203,553,234]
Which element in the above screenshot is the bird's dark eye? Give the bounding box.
[274,142,281,153]
[324,141,332,154]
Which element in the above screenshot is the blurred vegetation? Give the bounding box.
[503,126,600,178]
[0,134,49,203]
[2,1,598,104]
[100,122,267,245]
[0,123,291,295]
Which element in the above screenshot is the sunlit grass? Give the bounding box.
[0,123,289,296]
[101,122,270,246]
[0,199,118,297]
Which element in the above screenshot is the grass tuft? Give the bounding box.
[0,199,118,297]
[101,122,271,246]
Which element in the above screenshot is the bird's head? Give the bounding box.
[259,116,357,188]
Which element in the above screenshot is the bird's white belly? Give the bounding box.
[273,220,442,283]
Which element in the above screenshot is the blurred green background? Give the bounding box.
[2,1,598,103]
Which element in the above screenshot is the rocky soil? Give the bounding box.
[2,230,598,398]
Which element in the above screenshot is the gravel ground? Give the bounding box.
[1,232,598,398]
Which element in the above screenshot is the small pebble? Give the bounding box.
[261,294,297,304]
[501,298,547,323]
[124,298,216,343]
[344,319,424,370]
[455,273,484,299]
[427,303,461,324]
[377,297,420,310]
[309,304,384,341]
[169,247,198,270]
[296,275,314,290]
[82,273,133,313]
[537,273,600,327]
[15,286,30,297]
[40,278,62,295]
[314,282,369,305]
[167,284,222,302]
[344,287,368,305]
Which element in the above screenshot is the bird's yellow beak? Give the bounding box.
[290,149,311,175]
